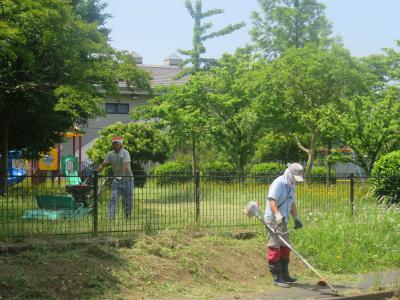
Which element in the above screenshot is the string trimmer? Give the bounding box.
[243,201,340,296]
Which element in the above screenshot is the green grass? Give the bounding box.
[1,174,399,299]
[0,177,382,241]
[1,210,400,300]
[291,200,400,274]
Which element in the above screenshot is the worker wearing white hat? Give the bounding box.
[264,163,304,288]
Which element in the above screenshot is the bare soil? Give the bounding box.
[0,231,399,300]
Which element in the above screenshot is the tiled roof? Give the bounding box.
[138,64,187,86]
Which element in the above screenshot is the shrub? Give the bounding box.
[310,166,336,183]
[371,150,400,204]
[202,161,236,182]
[250,163,283,183]
[131,163,146,188]
[153,162,192,185]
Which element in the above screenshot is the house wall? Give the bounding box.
[62,94,149,161]
[334,162,366,177]
[60,60,186,163]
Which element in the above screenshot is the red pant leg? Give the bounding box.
[268,247,281,263]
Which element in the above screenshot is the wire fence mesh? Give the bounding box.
[0,172,375,241]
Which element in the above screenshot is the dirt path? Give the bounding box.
[213,269,400,300]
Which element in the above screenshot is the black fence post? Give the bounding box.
[93,171,99,236]
[195,170,200,223]
[350,173,354,216]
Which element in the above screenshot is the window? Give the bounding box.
[105,103,129,114]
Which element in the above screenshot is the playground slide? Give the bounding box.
[8,167,26,185]
[0,150,26,185]
[65,169,82,185]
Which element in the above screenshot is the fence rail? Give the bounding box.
[0,172,372,241]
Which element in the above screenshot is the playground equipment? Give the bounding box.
[32,126,85,185]
[0,150,27,185]
[21,125,96,219]
[62,155,81,185]
[8,167,26,185]
[64,125,84,175]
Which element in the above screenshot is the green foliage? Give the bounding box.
[153,162,192,185]
[0,0,151,189]
[323,90,400,175]
[87,122,169,188]
[371,150,400,204]
[293,203,400,273]
[310,166,326,177]
[133,52,268,173]
[310,166,336,183]
[177,0,245,76]
[250,162,283,183]
[132,82,210,153]
[250,0,334,57]
[254,133,305,164]
[253,45,368,177]
[198,53,269,172]
[202,161,236,182]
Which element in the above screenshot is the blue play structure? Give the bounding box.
[0,150,27,185]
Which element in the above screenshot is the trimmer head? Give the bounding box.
[243,201,260,218]
[317,280,327,287]
[316,280,340,296]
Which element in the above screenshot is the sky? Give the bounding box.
[105,0,400,65]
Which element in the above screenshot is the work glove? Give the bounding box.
[293,215,303,229]
[274,211,284,225]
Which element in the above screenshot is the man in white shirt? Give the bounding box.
[97,136,134,219]
[264,163,304,288]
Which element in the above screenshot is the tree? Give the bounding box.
[177,0,245,77]
[87,122,169,186]
[321,47,400,175]
[132,80,211,175]
[134,53,269,175]
[161,0,245,172]
[0,0,150,192]
[254,133,305,165]
[87,122,168,166]
[192,53,269,173]
[384,41,400,83]
[323,89,400,175]
[250,0,334,58]
[253,45,368,177]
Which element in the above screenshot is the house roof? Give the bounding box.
[138,64,187,86]
[111,64,188,95]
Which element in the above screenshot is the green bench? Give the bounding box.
[22,195,92,220]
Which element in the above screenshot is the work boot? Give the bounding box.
[269,261,290,288]
[280,257,297,283]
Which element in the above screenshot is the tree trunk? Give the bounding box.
[293,128,318,181]
[0,122,10,195]
[326,160,332,185]
[304,129,318,178]
[325,145,331,185]
[191,137,197,177]
[238,159,245,184]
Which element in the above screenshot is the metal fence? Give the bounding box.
[0,172,371,241]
